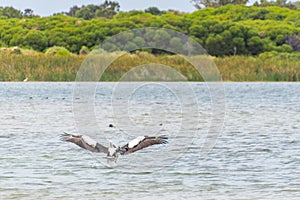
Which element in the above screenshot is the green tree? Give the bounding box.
[145,7,165,15]
[24,30,48,51]
[220,30,234,55]
[132,37,146,48]
[205,34,226,56]
[259,0,297,9]
[67,5,80,16]
[124,41,138,51]
[229,25,244,38]
[75,6,94,20]
[232,37,248,55]
[46,30,68,48]
[189,24,208,39]
[96,0,120,18]
[275,34,285,45]
[0,6,22,18]
[10,34,25,47]
[247,36,264,55]
[83,31,105,48]
[2,27,26,46]
[66,1,120,19]
[102,41,118,52]
[169,37,184,53]
[23,9,34,17]
[191,0,248,8]
[153,29,171,49]
[65,35,82,53]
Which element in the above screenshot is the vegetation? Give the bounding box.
[0,52,82,81]
[62,0,120,19]
[191,0,299,9]
[256,0,298,10]
[0,4,299,56]
[191,0,248,9]
[0,3,299,81]
[216,52,300,81]
[45,46,72,56]
[0,51,299,81]
[0,6,37,18]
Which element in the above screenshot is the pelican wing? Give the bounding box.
[61,132,108,154]
[120,135,168,155]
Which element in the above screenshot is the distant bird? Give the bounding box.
[108,123,115,128]
[23,77,28,82]
[61,132,168,159]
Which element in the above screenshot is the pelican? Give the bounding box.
[60,132,168,159]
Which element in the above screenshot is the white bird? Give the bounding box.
[60,132,168,158]
[23,77,28,82]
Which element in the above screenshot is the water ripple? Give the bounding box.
[0,82,299,199]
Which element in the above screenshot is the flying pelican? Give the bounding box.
[60,132,168,159]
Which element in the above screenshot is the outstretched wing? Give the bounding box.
[119,135,168,155]
[60,132,108,154]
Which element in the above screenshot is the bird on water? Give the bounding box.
[61,132,168,160]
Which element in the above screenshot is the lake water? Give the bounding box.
[0,82,299,200]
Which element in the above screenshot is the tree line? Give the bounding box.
[0,3,299,57]
[191,0,299,9]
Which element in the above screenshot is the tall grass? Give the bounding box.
[215,55,300,81]
[0,54,84,81]
[0,52,299,81]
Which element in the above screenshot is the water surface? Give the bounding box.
[0,82,299,199]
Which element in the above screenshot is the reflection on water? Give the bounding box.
[0,82,299,199]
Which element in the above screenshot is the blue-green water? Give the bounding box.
[0,82,299,199]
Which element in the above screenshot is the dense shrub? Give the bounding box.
[0,5,299,56]
[45,46,72,56]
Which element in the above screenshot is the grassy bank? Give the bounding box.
[0,54,83,81]
[215,53,300,81]
[0,52,299,81]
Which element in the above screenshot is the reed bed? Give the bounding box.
[0,52,299,81]
[215,56,300,81]
[0,54,83,81]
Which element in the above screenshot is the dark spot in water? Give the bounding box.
[255,148,272,152]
